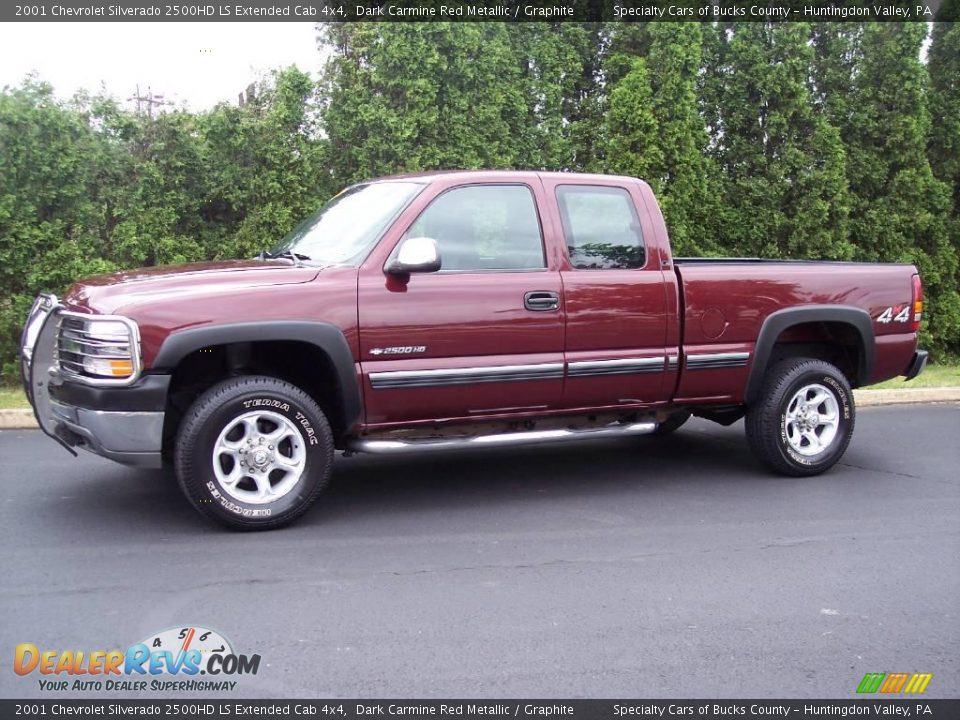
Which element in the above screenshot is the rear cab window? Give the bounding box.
[555,185,646,270]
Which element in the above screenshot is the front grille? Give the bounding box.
[56,314,139,383]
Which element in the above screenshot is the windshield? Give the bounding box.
[271,181,424,266]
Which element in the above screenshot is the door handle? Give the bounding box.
[524,291,560,312]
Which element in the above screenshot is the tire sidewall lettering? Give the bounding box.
[176,376,335,529]
[821,374,851,420]
[205,480,272,518]
[295,411,319,446]
[199,395,317,518]
[780,372,852,468]
[242,398,290,412]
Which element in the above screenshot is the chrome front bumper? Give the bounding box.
[20,295,165,468]
[47,401,165,467]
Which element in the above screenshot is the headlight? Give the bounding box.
[57,313,141,384]
[85,319,133,342]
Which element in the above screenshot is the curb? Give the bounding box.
[0,409,37,429]
[1,388,957,431]
[853,387,960,407]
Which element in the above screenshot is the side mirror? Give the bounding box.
[386,237,442,275]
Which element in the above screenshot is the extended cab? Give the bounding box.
[20,171,928,529]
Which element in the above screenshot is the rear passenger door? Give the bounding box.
[358,182,565,426]
[544,180,671,410]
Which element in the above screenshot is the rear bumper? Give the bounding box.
[904,350,928,381]
[20,295,167,468]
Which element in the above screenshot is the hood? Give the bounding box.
[63,259,323,315]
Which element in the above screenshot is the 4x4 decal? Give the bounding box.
[876,305,911,324]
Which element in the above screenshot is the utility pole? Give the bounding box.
[127,85,172,118]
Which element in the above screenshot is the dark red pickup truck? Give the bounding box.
[21,171,927,529]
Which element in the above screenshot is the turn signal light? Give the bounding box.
[109,359,134,377]
[80,357,135,378]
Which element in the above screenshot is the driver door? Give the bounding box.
[357,181,565,426]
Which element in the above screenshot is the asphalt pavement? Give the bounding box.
[1,405,958,699]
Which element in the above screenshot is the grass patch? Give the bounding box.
[0,385,29,409]
[870,363,960,389]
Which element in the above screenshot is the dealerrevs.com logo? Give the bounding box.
[13,626,260,692]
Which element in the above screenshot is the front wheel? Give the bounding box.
[174,375,334,530]
[745,358,855,477]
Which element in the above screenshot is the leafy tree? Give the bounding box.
[710,23,852,261]
[599,23,724,256]
[595,57,662,181]
[928,16,960,215]
[603,22,650,83]
[0,80,118,377]
[2,21,959,376]
[0,67,329,378]
[846,23,958,357]
[320,23,527,185]
[511,23,602,171]
[698,22,729,153]
[928,15,960,359]
[202,66,329,259]
[809,24,862,131]
[644,23,724,256]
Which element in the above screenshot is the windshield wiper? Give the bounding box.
[260,250,312,267]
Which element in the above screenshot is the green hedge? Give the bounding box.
[1,22,958,380]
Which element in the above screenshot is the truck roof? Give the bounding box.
[369,169,644,185]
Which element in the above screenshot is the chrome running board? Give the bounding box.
[346,421,657,455]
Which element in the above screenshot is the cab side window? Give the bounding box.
[406,185,546,271]
[556,185,646,270]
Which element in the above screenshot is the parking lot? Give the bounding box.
[1,404,957,698]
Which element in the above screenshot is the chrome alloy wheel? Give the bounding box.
[783,383,840,457]
[212,410,306,504]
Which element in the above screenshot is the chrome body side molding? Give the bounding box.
[685,352,750,370]
[369,363,565,390]
[567,357,664,377]
[368,351,751,391]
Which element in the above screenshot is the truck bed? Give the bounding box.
[672,259,919,402]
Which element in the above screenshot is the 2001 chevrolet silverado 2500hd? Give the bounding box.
[21,171,928,529]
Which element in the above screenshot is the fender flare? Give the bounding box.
[152,321,361,433]
[744,305,875,404]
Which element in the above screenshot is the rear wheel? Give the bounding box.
[745,358,854,476]
[174,375,334,530]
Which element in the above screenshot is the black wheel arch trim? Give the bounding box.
[745,305,874,404]
[152,321,362,434]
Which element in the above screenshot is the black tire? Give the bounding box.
[174,375,334,530]
[655,410,691,436]
[745,358,855,477]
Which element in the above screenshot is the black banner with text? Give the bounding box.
[2,700,960,720]
[4,0,951,23]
